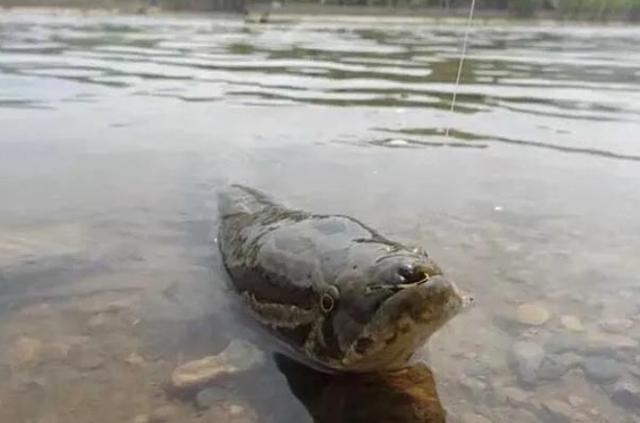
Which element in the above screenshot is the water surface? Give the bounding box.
[1,10,640,423]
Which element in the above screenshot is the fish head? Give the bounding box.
[319,249,471,372]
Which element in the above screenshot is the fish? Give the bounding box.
[218,185,471,373]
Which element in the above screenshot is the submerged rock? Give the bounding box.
[148,405,178,422]
[537,353,582,381]
[196,386,231,409]
[499,386,529,407]
[459,377,487,398]
[516,304,551,326]
[7,336,42,368]
[607,379,640,409]
[204,401,258,423]
[560,315,584,332]
[171,340,264,389]
[546,332,637,357]
[540,399,577,423]
[582,357,623,384]
[600,319,633,334]
[461,413,492,423]
[125,352,146,367]
[567,395,585,408]
[511,341,544,386]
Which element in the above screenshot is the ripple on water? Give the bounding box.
[1,11,640,423]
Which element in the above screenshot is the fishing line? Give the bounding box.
[445,0,477,138]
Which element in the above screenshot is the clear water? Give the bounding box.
[1,10,640,423]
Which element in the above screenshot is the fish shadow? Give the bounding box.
[274,354,447,423]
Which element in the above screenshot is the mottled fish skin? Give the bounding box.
[218,185,468,373]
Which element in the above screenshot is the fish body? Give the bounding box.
[218,185,468,372]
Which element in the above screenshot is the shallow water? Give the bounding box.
[1,9,640,422]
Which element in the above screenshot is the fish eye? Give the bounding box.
[320,293,334,313]
[397,264,429,284]
[320,285,339,313]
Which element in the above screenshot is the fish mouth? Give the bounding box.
[341,276,464,371]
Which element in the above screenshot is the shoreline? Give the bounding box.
[0,4,638,24]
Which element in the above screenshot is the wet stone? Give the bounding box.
[545,334,583,355]
[461,412,492,423]
[87,313,109,328]
[567,394,585,408]
[582,357,623,384]
[465,359,493,379]
[516,303,551,326]
[125,353,146,367]
[204,402,257,423]
[459,377,487,398]
[77,352,105,370]
[629,365,640,378]
[500,386,529,407]
[196,386,231,409]
[149,405,178,423]
[600,319,633,334]
[585,332,638,354]
[511,341,544,386]
[171,340,264,389]
[7,336,42,367]
[607,379,640,409]
[560,315,584,332]
[540,399,576,423]
[546,332,637,357]
[537,353,582,381]
[44,342,71,361]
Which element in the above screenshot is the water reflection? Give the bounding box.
[275,354,446,423]
[375,127,640,162]
[1,9,640,423]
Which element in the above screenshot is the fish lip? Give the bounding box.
[341,277,465,369]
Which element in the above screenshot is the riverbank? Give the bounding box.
[0,2,638,23]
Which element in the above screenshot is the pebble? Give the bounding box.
[540,399,576,423]
[511,341,545,386]
[45,342,71,361]
[582,357,622,384]
[205,402,257,423]
[77,351,105,370]
[546,332,637,357]
[501,386,529,407]
[459,377,487,398]
[600,319,633,334]
[586,332,638,353]
[537,353,582,381]
[171,340,264,389]
[545,334,583,355]
[196,386,229,409]
[465,360,493,379]
[461,412,492,423]
[8,336,42,367]
[87,313,109,328]
[567,394,585,408]
[149,405,178,423]
[125,353,146,367]
[608,379,640,409]
[560,315,584,332]
[516,303,551,326]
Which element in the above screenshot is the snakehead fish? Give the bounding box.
[218,185,470,373]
